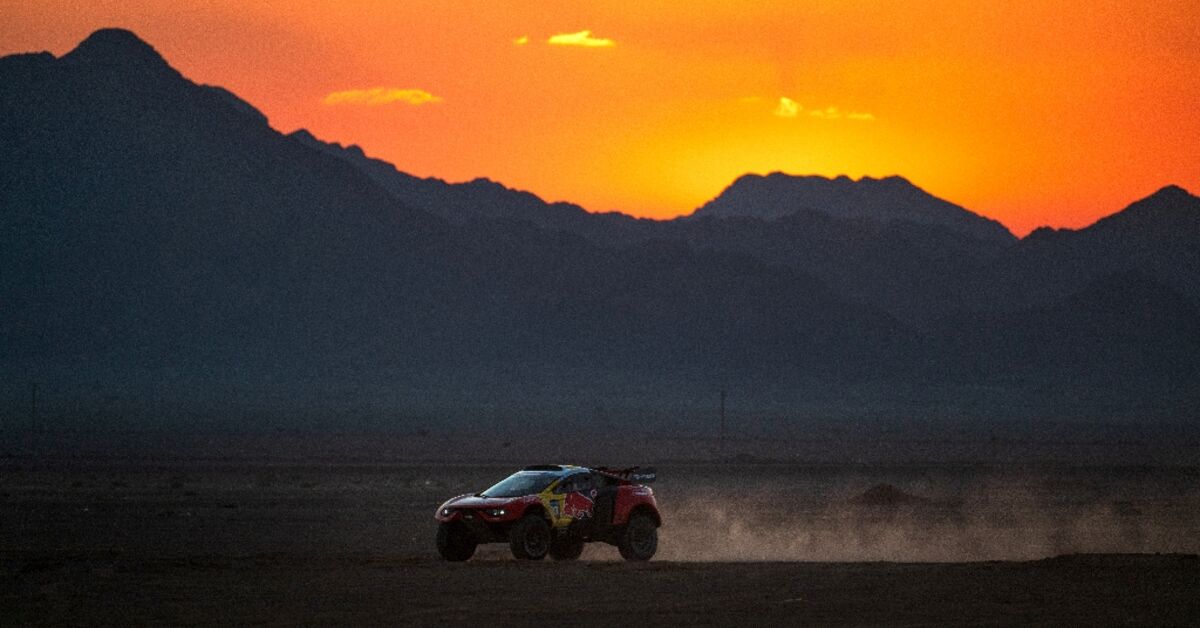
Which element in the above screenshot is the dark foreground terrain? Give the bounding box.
[3,459,1198,626]
[5,552,1197,626]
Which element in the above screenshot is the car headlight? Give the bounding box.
[483,508,506,517]
[440,508,453,517]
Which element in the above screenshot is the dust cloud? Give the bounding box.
[4,461,1197,565]
[652,471,1200,562]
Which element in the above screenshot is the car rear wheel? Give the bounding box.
[436,522,477,561]
[549,537,585,561]
[509,515,550,560]
[618,513,657,561]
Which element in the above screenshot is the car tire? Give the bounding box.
[618,513,657,561]
[436,522,477,561]
[509,514,551,560]
[549,537,585,561]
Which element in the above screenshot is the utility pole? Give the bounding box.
[30,382,39,460]
[719,388,726,459]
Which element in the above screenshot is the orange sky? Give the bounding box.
[3,0,1198,235]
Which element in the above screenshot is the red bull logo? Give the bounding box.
[562,489,595,520]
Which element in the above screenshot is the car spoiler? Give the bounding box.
[593,466,657,484]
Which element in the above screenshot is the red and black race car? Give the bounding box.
[434,464,661,561]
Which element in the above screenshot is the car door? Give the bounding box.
[560,473,595,522]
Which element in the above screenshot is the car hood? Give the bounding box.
[442,494,522,509]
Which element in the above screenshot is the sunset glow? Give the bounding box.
[3,0,1198,235]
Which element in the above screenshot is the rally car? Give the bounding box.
[434,464,661,561]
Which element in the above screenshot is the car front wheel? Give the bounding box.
[436,522,477,561]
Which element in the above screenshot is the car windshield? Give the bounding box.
[480,471,559,498]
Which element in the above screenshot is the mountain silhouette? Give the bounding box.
[293,131,1016,326]
[930,270,1200,419]
[0,29,913,428]
[1,28,457,423]
[983,185,1200,311]
[289,129,655,245]
[58,28,178,80]
[1,29,1197,430]
[692,173,1015,244]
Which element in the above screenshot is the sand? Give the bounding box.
[3,459,1198,626]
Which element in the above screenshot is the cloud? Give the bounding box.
[766,98,875,122]
[514,35,529,46]
[322,88,443,106]
[773,96,801,118]
[547,30,616,47]
[808,106,841,119]
[808,106,875,121]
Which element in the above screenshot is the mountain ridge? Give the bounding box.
[6,29,1190,243]
[2,28,1198,428]
[1,28,921,427]
[692,172,1016,244]
[60,27,181,81]
[288,124,1197,250]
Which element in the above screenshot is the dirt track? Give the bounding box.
[5,553,1198,626]
[3,460,1199,625]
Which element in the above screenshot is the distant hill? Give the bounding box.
[989,185,1200,309]
[0,29,913,428]
[289,129,653,244]
[692,172,1015,244]
[1,29,1197,430]
[292,131,1016,326]
[929,271,1200,419]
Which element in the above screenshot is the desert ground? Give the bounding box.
[3,455,1198,626]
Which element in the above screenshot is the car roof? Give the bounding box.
[520,464,586,476]
[516,464,654,485]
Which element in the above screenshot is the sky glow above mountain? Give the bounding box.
[3,0,1197,235]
